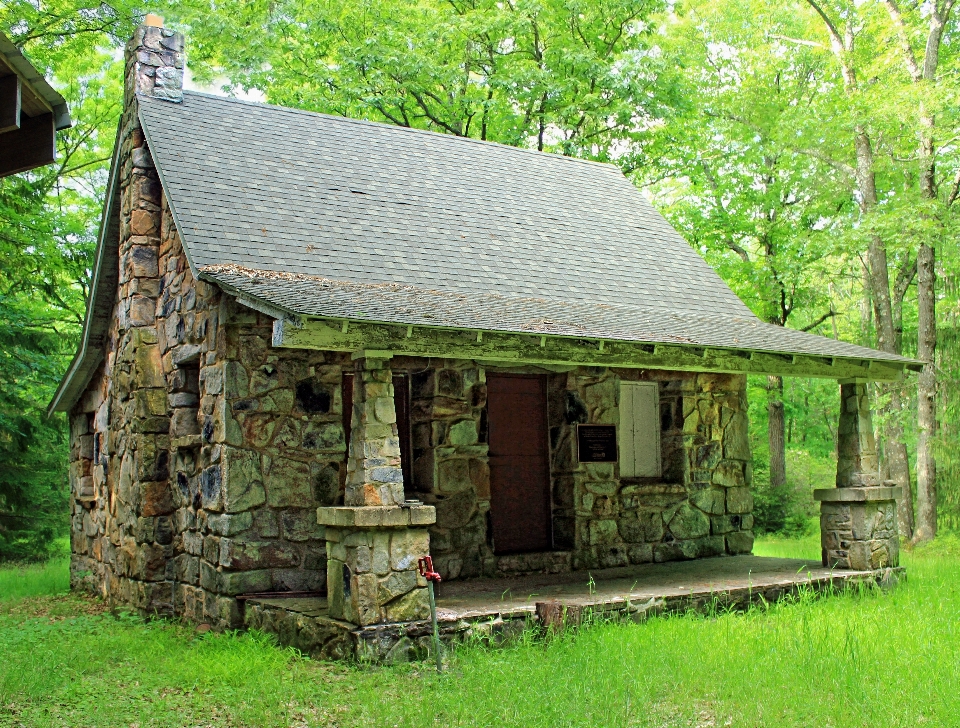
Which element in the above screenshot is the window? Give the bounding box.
[619,381,661,478]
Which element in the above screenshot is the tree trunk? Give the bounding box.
[767,375,786,488]
[886,392,915,539]
[808,10,918,529]
[859,142,916,534]
[915,241,937,542]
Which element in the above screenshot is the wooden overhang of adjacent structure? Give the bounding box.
[0,31,71,178]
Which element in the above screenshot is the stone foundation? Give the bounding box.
[815,486,901,570]
[244,556,903,664]
[319,505,435,626]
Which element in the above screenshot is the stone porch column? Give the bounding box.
[814,380,901,570]
[318,351,436,626]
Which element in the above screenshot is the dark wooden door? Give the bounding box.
[487,374,552,554]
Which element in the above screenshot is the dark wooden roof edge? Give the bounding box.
[0,31,71,130]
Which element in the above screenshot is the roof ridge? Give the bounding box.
[165,90,621,171]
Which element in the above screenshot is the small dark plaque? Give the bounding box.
[577,424,618,463]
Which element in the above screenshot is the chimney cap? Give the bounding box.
[144,13,164,27]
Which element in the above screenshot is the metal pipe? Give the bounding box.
[427,579,441,672]
[418,556,443,672]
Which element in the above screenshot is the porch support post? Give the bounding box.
[344,351,405,507]
[318,351,435,627]
[814,380,901,570]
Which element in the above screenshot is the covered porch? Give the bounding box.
[243,553,902,662]
[248,312,916,661]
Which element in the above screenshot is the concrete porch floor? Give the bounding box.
[432,554,892,620]
[242,555,901,662]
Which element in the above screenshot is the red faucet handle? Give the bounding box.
[417,556,442,583]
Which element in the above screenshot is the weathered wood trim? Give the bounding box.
[0,74,21,133]
[47,128,123,415]
[0,111,54,176]
[273,318,907,381]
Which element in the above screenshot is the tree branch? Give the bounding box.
[883,0,923,82]
[803,0,844,50]
[893,256,917,304]
[769,34,825,49]
[800,309,837,331]
[699,160,751,263]
[945,168,960,206]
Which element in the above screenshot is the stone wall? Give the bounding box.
[200,306,345,624]
[68,24,189,612]
[406,359,491,580]
[68,23,342,622]
[551,369,754,570]
[401,361,754,579]
[72,324,756,623]
[71,188,344,627]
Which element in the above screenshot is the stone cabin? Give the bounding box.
[50,21,918,633]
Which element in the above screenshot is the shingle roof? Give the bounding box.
[135,92,914,368]
[203,265,911,364]
[140,91,755,317]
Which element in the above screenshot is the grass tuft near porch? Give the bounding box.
[2,536,959,727]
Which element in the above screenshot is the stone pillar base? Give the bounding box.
[318,505,436,626]
[814,486,902,570]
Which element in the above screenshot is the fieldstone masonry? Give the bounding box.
[70,24,331,626]
[317,352,436,627]
[815,381,901,570]
[835,381,881,487]
[408,361,491,579]
[127,23,184,103]
[320,506,435,625]
[551,369,755,570]
[345,354,405,507]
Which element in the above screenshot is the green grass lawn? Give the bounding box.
[2,537,959,727]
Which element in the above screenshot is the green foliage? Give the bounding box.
[4,543,960,726]
[0,3,128,560]
[161,0,681,157]
[747,376,833,535]
[0,556,70,602]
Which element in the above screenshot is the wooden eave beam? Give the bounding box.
[0,74,21,133]
[272,317,907,382]
[0,110,54,176]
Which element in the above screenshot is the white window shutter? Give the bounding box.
[619,382,636,476]
[619,382,661,478]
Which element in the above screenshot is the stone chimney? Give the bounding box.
[124,14,185,108]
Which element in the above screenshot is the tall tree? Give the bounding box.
[162,0,677,158]
[646,0,849,492]
[798,0,924,536]
[0,1,132,558]
[880,0,959,541]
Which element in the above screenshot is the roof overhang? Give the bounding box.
[47,129,122,415]
[270,315,915,382]
[206,265,921,382]
[0,31,71,177]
